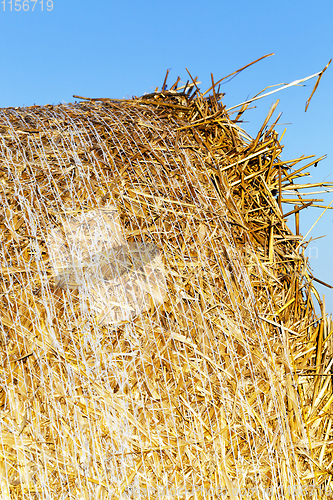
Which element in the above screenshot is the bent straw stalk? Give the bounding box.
[0,63,332,499]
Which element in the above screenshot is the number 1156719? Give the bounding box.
[2,0,53,10]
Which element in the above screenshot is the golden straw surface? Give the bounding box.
[0,72,332,499]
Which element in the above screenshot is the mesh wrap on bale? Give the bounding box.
[0,86,332,499]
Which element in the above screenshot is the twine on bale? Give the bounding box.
[0,61,332,499]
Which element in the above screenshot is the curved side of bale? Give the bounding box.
[0,86,332,499]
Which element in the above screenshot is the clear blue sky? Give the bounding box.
[1,0,332,312]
